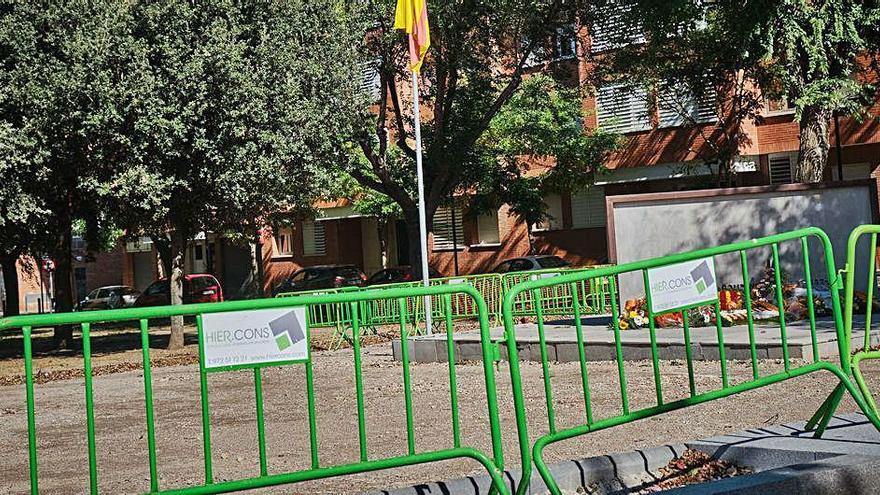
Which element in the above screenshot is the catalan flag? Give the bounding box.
[394,0,431,72]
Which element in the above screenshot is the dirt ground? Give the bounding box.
[0,324,877,495]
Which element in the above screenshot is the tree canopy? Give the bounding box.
[344,0,619,269]
[587,0,880,183]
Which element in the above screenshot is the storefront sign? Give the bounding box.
[202,307,309,369]
[647,258,718,314]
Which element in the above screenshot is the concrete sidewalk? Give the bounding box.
[365,413,880,495]
[394,315,880,364]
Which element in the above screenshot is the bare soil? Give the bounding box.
[0,324,876,495]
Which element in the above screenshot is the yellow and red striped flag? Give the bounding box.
[394,0,431,72]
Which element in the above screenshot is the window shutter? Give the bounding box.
[590,0,644,53]
[432,206,465,250]
[657,82,717,128]
[596,83,651,134]
[476,210,501,244]
[768,154,795,185]
[571,187,607,228]
[303,221,326,256]
[360,59,381,101]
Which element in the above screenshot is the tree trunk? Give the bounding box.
[53,206,75,348]
[377,220,389,270]
[403,206,434,278]
[1,254,20,317]
[796,105,832,183]
[167,230,186,350]
[152,235,172,279]
[249,230,264,298]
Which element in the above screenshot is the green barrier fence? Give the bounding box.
[843,225,880,415]
[276,266,613,343]
[501,266,613,318]
[1,283,510,495]
[500,227,880,495]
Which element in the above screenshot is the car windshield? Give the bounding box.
[144,281,169,295]
[190,276,214,291]
[537,256,569,269]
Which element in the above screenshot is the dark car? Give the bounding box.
[133,274,224,307]
[76,285,140,311]
[273,265,367,295]
[491,255,571,274]
[367,266,442,286]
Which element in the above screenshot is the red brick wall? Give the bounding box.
[262,218,367,294]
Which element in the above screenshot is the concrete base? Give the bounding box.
[363,413,880,495]
[393,315,880,364]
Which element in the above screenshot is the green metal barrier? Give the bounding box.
[1,284,510,495]
[500,227,880,495]
[501,266,612,319]
[843,225,880,414]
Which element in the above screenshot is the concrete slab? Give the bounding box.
[394,315,880,363]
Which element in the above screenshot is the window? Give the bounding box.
[832,163,872,181]
[361,58,381,101]
[523,22,577,67]
[595,83,651,134]
[474,210,501,245]
[303,221,326,257]
[534,194,564,231]
[432,205,465,251]
[768,153,796,185]
[571,186,607,228]
[555,23,577,59]
[194,244,204,261]
[766,96,795,114]
[589,0,644,54]
[657,82,717,128]
[71,236,86,251]
[274,227,294,256]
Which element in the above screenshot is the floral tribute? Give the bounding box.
[616,256,837,330]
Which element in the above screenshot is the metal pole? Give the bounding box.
[411,71,433,334]
[834,113,844,181]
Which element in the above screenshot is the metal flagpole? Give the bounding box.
[411,70,433,335]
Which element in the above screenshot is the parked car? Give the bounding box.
[367,266,442,286]
[133,274,224,307]
[76,285,140,311]
[273,265,367,295]
[491,255,570,274]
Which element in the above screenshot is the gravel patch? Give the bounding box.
[0,336,875,494]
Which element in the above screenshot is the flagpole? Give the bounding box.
[411,70,433,335]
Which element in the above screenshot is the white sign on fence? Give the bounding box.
[201,307,309,369]
[646,257,718,314]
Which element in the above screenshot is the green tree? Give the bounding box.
[131,0,366,347]
[468,75,621,252]
[0,1,159,345]
[590,0,880,183]
[0,124,50,317]
[347,0,604,273]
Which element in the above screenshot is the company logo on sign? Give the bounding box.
[202,307,309,369]
[689,260,715,294]
[647,257,718,314]
[269,311,305,351]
